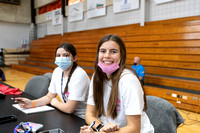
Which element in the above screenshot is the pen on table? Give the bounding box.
[11,98,25,103]
[88,121,95,129]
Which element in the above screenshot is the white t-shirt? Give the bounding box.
[87,69,154,133]
[48,66,90,119]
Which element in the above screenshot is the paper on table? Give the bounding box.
[12,104,55,114]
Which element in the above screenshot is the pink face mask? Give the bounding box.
[98,61,120,74]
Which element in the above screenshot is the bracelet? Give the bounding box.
[96,123,104,132]
[32,100,35,108]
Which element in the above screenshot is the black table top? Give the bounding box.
[0,92,85,133]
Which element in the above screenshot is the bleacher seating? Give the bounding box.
[11,16,200,113]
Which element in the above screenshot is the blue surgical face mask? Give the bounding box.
[55,57,72,70]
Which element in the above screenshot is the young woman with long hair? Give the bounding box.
[15,43,90,119]
[80,34,154,133]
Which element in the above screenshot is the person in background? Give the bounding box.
[80,34,154,133]
[0,69,6,81]
[131,57,145,85]
[15,43,90,119]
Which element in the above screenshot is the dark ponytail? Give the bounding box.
[64,62,77,94]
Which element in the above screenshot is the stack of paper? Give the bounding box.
[12,104,55,114]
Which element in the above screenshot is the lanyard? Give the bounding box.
[61,72,66,103]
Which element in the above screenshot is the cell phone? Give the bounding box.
[38,128,65,133]
[0,115,17,124]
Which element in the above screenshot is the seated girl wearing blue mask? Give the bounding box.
[15,43,90,119]
[80,34,154,133]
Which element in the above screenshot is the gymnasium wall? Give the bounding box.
[0,0,31,48]
[36,0,200,38]
[0,22,30,48]
[0,0,31,23]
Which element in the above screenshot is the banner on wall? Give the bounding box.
[113,0,139,13]
[69,2,83,22]
[155,0,174,4]
[52,9,62,25]
[87,0,106,18]
[46,12,52,21]
[39,0,61,15]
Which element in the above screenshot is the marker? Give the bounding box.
[11,98,25,103]
[88,121,95,129]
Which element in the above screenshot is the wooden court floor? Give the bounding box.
[1,67,200,133]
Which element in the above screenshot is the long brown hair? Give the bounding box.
[93,34,146,119]
[55,43,78,94]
